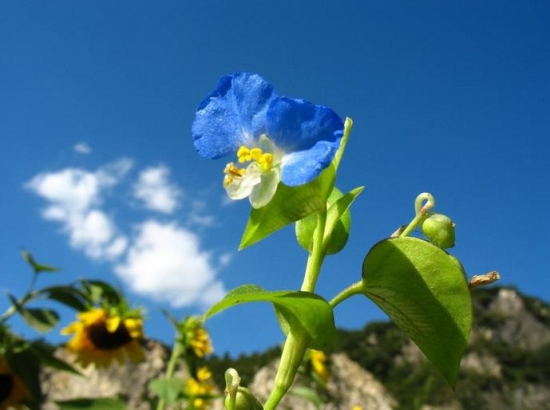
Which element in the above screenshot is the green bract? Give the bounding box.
[296,186,363,255]
[239,165,335,249]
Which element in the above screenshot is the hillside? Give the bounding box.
[41,286,550,409]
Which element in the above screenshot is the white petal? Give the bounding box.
[249,168,280,208]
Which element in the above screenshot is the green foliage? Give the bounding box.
[149,378,184,404]
[204,285,336,350]
[56,398,128,410]
[21,250,60,274]
[8,293,60,333]
[362,237,472,387]
[239,165,335,249]
[296,186,363,255]
[206,347,282,387]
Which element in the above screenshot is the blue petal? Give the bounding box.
[266,97,343,185]
[192,73,279,159]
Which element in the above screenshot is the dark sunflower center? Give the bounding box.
[87,322,133,350]
[0,373,14,402]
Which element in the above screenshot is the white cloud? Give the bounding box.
[114,220,226,308]
[26,159,133,260]
[27,158,228,309]
[74,142,92,154]
[133,165,181,214]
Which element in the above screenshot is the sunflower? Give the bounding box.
[310,349,330,383]
[61,308,145,368]
[178,316,213,359]
[184,366,216,410]
[189,326,213,359]
[0,360,30,410]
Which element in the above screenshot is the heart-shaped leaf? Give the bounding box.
[361,237,472,387]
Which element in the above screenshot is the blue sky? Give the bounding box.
[1,1,549,356]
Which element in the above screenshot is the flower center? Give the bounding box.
[88,321,133,350]
[0,374,14,402]
[223,145,273,187]
[223,162,246,187]
[237,146,273,171]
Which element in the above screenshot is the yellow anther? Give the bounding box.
[237,146,251,163]
[236,146,273,171]
[249,148,262,161]
[223,162,246,187]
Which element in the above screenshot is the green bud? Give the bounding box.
[225,387,264,410]
[421,213,456,248]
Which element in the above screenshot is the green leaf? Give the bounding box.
[240,165,335,249]
[361,237,472,387]
[289,386,323,409]
[56,398,127,410]
[21,250,59,273]
[8,294,59,333]
[81,280,121,305]
[40,285,88,311]
[149,378,185,404]
[204,285,336,350]
[6,348,42,409]
[296,186,363,255]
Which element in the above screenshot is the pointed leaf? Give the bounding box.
[21,250,59,273]
[240,165,335,249]
[8,294,60,333]
[204,285,336,350]
[361,237,472,387]
[40,286,88,311]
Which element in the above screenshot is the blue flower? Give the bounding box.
[192,73,344,208]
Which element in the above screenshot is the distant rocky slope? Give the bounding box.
[41,286,550,409]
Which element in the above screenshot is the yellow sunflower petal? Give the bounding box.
[106,316,121,333]
[123,317,143,339]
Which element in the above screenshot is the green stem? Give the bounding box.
[265,210,328,409]
[263,331,309,410]
[156,340,184,410]
[300,210,327,292]
[329,280,366,309]
[399,192,435,238]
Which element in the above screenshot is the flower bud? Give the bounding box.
[225,387,264,410]
[421,213,455,248]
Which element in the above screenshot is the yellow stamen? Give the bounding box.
[223,162,246,187]
[237,146,251,163]
[236,145,273,171]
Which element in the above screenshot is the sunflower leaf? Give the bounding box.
[8,293,60,333]
[39,285,88,311]
[203,285,335,350]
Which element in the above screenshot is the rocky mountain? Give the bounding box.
[40,286,550,409]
